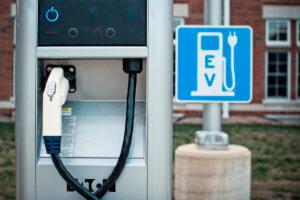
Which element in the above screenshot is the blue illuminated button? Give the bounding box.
[45,7,59,23]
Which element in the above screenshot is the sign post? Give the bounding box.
[174,2,252,199]
[176,0,253,149]
[203,0,223,135]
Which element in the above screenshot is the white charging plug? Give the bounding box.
[42,68,69,154]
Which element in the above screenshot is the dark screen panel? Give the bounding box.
[38,0,147,46]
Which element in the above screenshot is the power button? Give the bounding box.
[45,7,59,23]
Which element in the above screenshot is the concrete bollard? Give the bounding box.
[174,144,251,200]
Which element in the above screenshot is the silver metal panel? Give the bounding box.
[40,101,146,158]
[147,0,173,199]
[36,158,147,200]
[15,0,38,199]
[37,47,149,59]
[43,60,146,101]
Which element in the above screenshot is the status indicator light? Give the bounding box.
[45,7,59,23]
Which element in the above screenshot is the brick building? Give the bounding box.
[0,0,15,116]
[0,0,300,117]
[173,0,300,116]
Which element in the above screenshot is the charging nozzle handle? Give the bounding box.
[43,68,69,154]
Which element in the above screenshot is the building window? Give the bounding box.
[266,20,290,46]
[297,20,300,46]
[266,52,290,99]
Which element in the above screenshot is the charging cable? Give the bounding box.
[44,59,143,200]
[95,58,142,198]
[223,31,237,92]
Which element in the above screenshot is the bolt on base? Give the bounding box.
[195,131,229,150]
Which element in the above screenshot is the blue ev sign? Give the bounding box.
[176,26,253,102]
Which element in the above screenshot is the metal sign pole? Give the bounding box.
[203,0,223,132]
[203,104,222,131]
[203,0,222,132]
[195,0,229,149]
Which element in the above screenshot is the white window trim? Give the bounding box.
[173,3,189,18]
[297,20,300,47]
[265,19,291,47]
[264,51,291,102]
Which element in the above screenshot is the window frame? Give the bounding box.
[265,19,291,47]
[265,51,291,101]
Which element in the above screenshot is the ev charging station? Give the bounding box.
[15,0,173,199]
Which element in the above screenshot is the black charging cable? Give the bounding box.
[51,154,100,200]
[50,59,143,200]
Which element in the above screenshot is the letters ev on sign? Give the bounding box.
[176,26,253,103]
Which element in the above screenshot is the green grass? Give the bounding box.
[0,123,299,199]
[0,123,15,200]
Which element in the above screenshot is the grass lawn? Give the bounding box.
[0,123,14,200]
[0,123,299,200]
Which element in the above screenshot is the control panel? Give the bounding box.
[38,0,147,46]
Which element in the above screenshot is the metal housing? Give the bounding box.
[15,0,173,199]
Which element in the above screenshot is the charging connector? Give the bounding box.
[43,68,70,154]
[123,58,143,74]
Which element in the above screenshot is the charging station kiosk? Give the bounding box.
[15,0,173,199]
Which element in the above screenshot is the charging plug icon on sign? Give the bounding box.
[176,26,252,103]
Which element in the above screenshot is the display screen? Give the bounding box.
[38,0,147,46]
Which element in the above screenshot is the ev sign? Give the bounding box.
[176,26,253,102]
